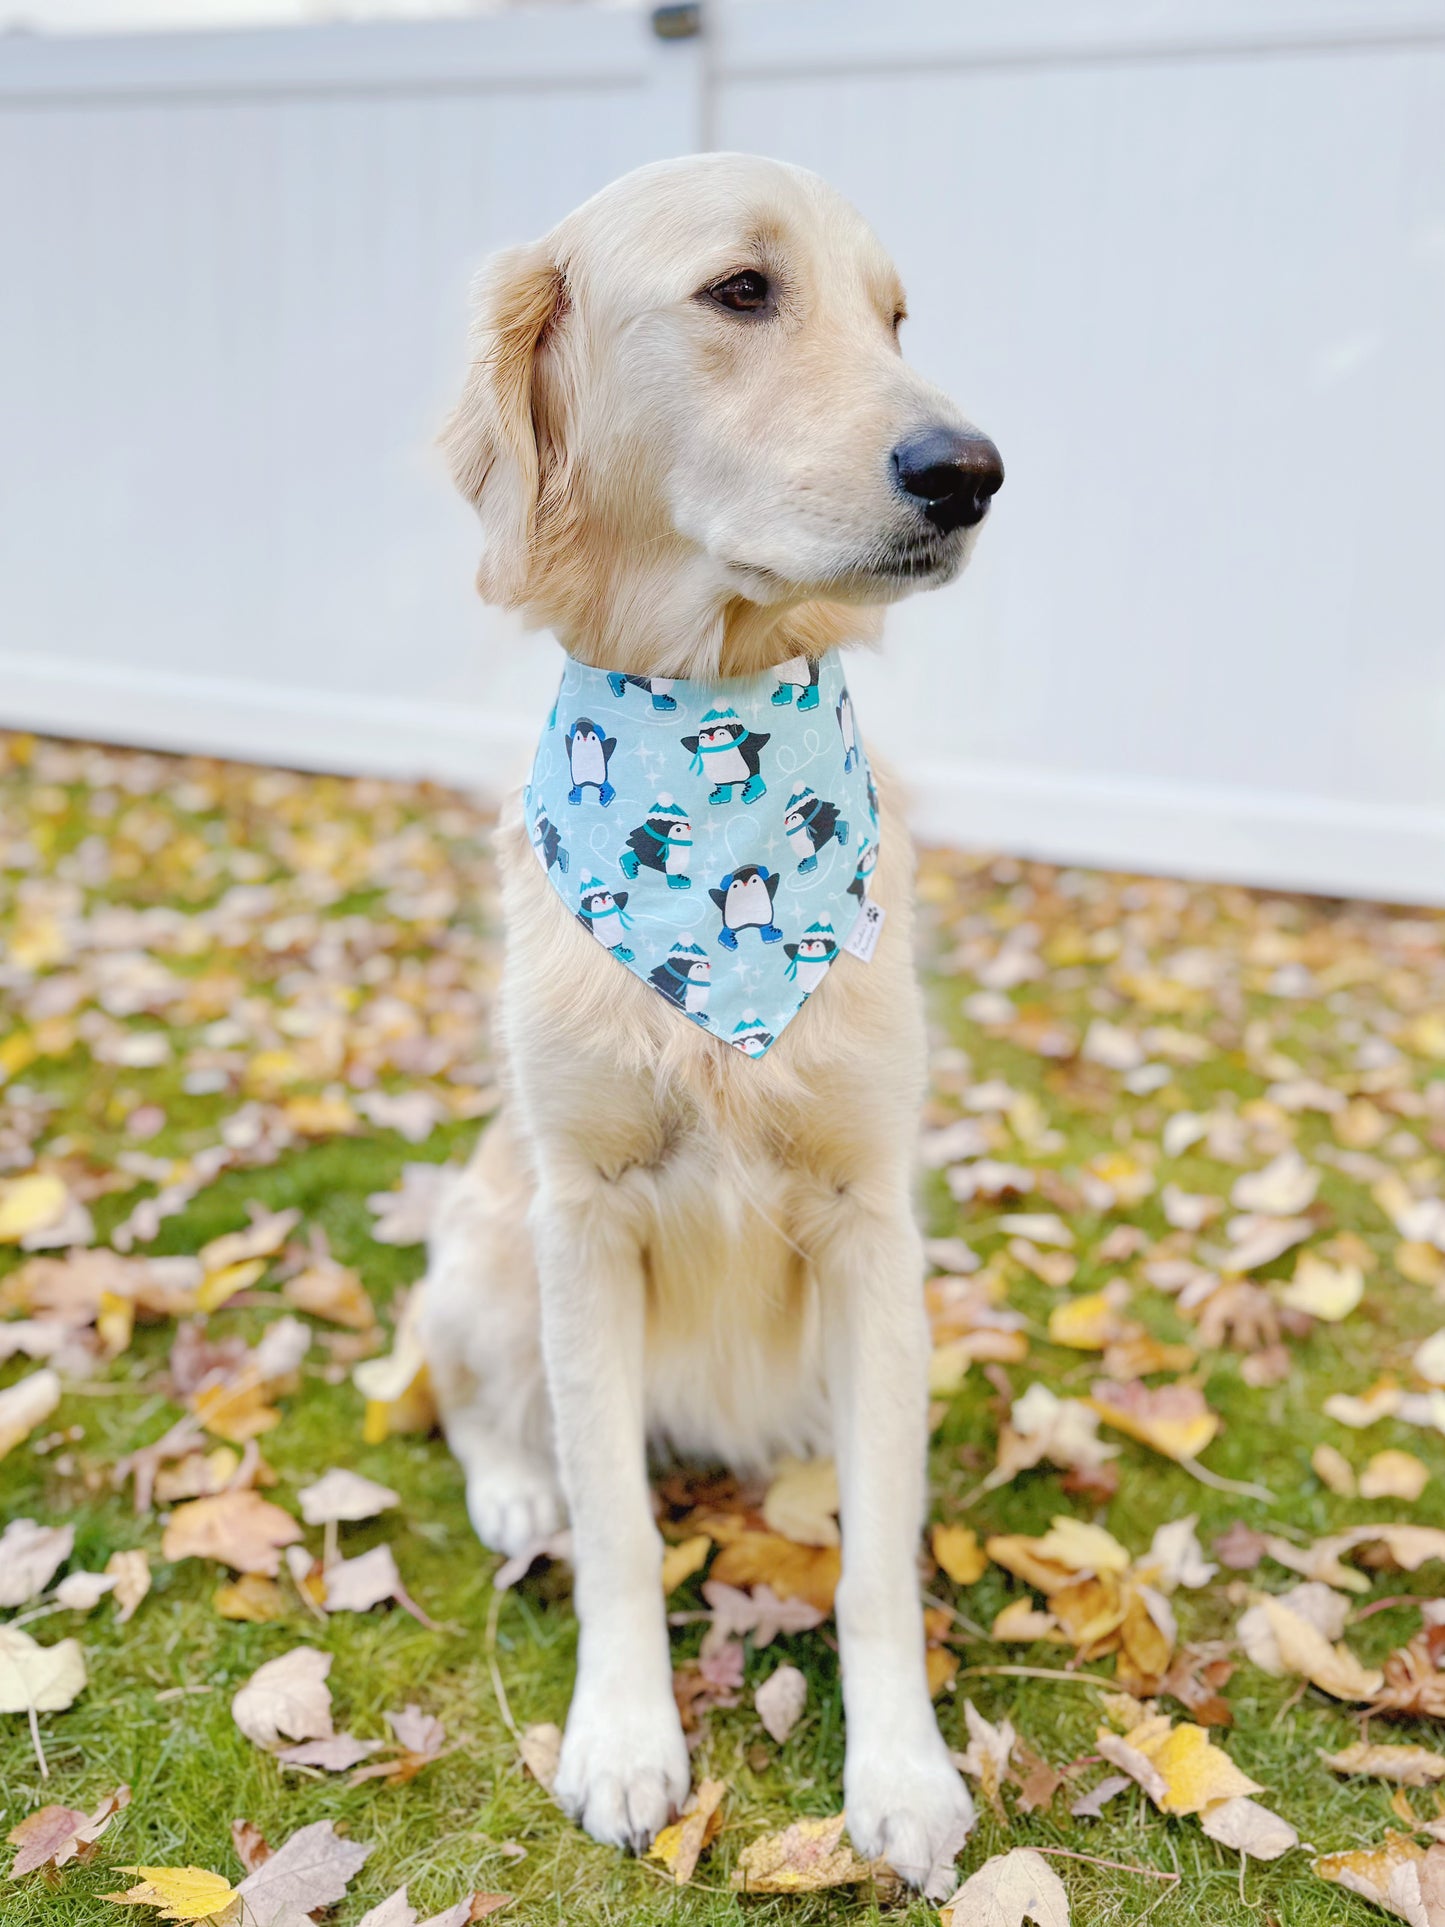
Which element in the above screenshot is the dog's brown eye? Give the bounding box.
[705,270,771,315]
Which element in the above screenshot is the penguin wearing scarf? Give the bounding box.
[577,876,634,962]
[681,707,770,806]
[782,787,850,874]
[619,795,693,889]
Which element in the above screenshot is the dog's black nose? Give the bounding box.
[892,427,1004,533]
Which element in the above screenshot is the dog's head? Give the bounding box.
[444,153,1001,671]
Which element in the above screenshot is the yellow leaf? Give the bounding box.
[0,1173,68,1244]
[1032,1517,1131,1577]
[104,1865,239,1921]
[281,1093,359,1137]
[193,1260,267,1315]
[649,1778,726,1885]
[932,1524,987,1586]
[926,1645,960,1696]
[1090,1380,1220,1463]
[661,1535,712,1594]
[761,1457,839,1547]
[1314,1833,1427,1916]
[1311,1444,1356,1497]
[283,1264,376,1330]
[1280,1254,1364,1323]
[1048,1291,1130,1352]
[731,1814,873,1894]
[1261,1597,1383,1701]
[1397,1242,1445,1289]
[1110,1714,1263,1815]
[213,1574,287,1622]
[0,1368,61,1461]
[709,1533,839,1614]
[1323,1743,1445,1786]
[1359,1451,1429,1503]
[189,1372,280,1445]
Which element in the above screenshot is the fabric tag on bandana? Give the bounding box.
[523,648,880,1056]
[841,897,886,963]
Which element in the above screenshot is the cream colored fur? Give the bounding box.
[417,153,995,1890]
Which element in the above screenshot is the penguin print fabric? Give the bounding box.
[525,651,879,1057]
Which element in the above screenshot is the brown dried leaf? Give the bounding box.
[161,1492,301,1576]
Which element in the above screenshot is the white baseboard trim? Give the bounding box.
[2,653,1442,907]
[904,756,1445,907]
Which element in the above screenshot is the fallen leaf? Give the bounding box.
[276,1733,379,1771]
[518,1721,561,1792]
[1314,1833,1432,1922]
[106,1549,151,1624]
[0,1626,87,1713]
[0,1519,75,1607]
[1361,1451,1430,1502]
[0,1173,70,1244]
[231,1647,333,1751]
[731,1813,874,1893]
[649,1778,726,1884]
[1090,1379,1221,1463]
[1100,1712,1262,1815]
[1198,1796,1299,1861]
[284,1263,376,1330]
[939,1847,1071,1927]
[7,1785,129,1877]
[761,1456,839,1548]
[700,1579,827,1646]
[933,1523,988,1585]
[348,1705,448,1786]
[1070,1773,1131,1819]
[708,1533,839,1614]
[1257,1596,1383,1700]
[54,1570,116,1611]
[1232,1150,1318,1216]
[233,1818,370,1927]
[1281,1253,1364,1323]
[1324,1744,1445,1786]
[103,1865,239,1921]
[1312,1444,1357,1496]
[0,1367,62,1460]
[213,1574,287,1622]
[661,1534,712,1594]
[955,1700,1017,1819]
[198,1207,300,1275]
[755,1665,807,1743]
[161,1492,302,1576]
[296,1467,399,1526]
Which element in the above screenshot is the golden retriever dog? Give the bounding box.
[418,152,1003,1889]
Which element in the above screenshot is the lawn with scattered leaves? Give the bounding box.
[2,730,1445,1926]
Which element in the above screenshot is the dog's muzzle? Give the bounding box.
[892,426,1004,534]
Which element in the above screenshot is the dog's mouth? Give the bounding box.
[723,522,971,601]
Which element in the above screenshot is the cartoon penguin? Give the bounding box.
[565,717,618,807]
[681,707,770,806]
[836,687,860,775]
[530,806,568,876]
[648,934,711,1023]
[576,875,634,961]
[782,787,850,874]
[605,672,677,713]
[709,864,782,950]
[619,794,692,888]
[847,839,878,902]
[730,1011,774,1058]
[783,919,840,995]
[771,655,821,711]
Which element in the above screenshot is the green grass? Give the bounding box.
[3,738,1445,1924]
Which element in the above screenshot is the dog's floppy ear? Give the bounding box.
[442,239,568,606]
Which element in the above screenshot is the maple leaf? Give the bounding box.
[1089,1378,1221,1463]
[731,1813,875,1894]
[232,1818,370,1927]
[755,1664,807,1743]
[0,1518,74,1608]
[0,1367,61,1460]
[1099,1712,1262,1816]
[939,1848,1071,1927]
[231,1647,333,1751]
[350,1704,449,1786]
[103,1865,239,1922]
[648,1778,726,1885]
[706,1535,839,1615]
[1314,1833,1442,1923]
[161,1492,302,1576]
[761,1456,839,1547]
[700,1579,826,1647]
[0,1625,87,1715]
[7,1785,129,1878]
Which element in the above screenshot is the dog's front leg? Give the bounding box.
[531,1168,689,1851]
[818,1180,975,1890]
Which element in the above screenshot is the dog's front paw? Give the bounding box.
[555,1688,690,1853]
[846,1742,975,1894]
[464,1456,563,1558]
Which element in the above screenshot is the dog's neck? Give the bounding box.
[552,586,880,682]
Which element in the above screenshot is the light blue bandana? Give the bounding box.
[524,650,879,1056]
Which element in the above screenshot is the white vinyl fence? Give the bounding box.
[3,0,1444,902]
